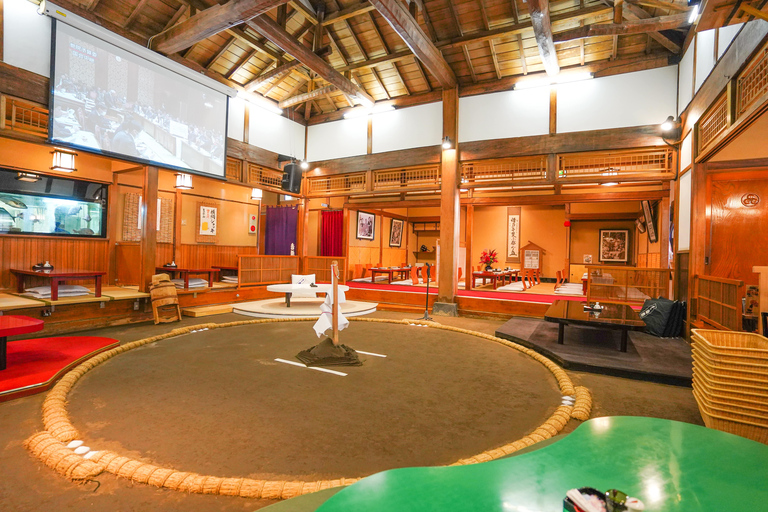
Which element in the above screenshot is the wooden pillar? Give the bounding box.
[107,174,120,286]
[138,166,159,293]
[564,203,571,280]
[659,194,671,270]
[465,204,473,291]
[437,87,460,309]
[753,266,768,335]
[687,162,708,336]
[174,188,183,264]
[298,198,309,272]
[243,103,250,145]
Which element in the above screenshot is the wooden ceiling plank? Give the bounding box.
[151,0,292,54]
[489,40,502,79]
[246,60,303,90]
[87,0,102,11]
[510,0,520,24]
[124,0,151,27]
[516,33,528,75]
[370,67,391,98]
[206,36,237,69]
[392,61,411,94]
[324,93,340,111]
[163,5,189,30]
[327,28,351,66]
[553,12,690,41]
[367,12,392,54]
[528,0,560,76]
[289,0,318,24]
[338,48,413,72]
[226,49,258,79]
[463,46,478,82]
[264,71,292,95]
[447,0,465,36]
[419,1,439,42]
[327,0,370,60]
[369,0,457,88]
[627,0,688,12]
[226,27,284,62]
[248,15,374,105]
[323,2,377,26]
[580,21,586,64]
[412,56,432,91]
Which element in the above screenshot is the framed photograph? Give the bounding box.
[599,229,629,263]
[389,218,404,247]
[356,211,375,240]
[584,254,593,264]
[641,200,658,243]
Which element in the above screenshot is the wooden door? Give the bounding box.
[707,172,768,285]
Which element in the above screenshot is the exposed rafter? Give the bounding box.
[622,2,682,53]
[245,61,304,91]
[248,15,374,105]
[151,0,292,54]
[528,0,560,76]
[368,0,457,88]
[553,12,690,41]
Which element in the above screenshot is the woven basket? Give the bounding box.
[694,369,768,400]
[694,391,768,443]
[691,330,768,358]
[692,347,768,379]
[693,381,768,414]
[693,388,768,423]
[694,339,768,370]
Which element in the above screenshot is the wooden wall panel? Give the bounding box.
[176,244,260,269]
[0,236,109,289]
[115,242,140,286]
[382,248,407,267]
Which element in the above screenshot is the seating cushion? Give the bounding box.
[291,274,317,298]
[24,285,91,298]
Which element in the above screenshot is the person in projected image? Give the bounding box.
[111,119,143,158]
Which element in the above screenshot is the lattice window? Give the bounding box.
[307,172,367,195]
[737,48,768,117]
[248,163,282,189]
[461,157,547,186]
[2,96,48,137]
[698,94,729,151]
[558,148,673,180]
[226,157,243,181]
[372,165,440,191]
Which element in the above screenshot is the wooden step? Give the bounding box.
[181,304,233,317]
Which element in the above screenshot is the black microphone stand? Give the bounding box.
[418,263,433,321]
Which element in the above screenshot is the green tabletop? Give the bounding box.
[316,416,768,512]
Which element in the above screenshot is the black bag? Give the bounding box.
[640,298,683,337]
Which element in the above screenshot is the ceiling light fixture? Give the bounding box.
[442,136,453,150]
[687,0,701,23]
[513,72,594,90]
[300,160,310,170]
[16,172,42,182]
[50,148,77,173]
[174,173,193,190]
[601,182,619,187]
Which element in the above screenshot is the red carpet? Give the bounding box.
[346,281,578,303]
[0,336,119,402]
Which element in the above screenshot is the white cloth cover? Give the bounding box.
[171,278,207,288]
[351,276,389,282]
[291,274,317,298]
[24,285,90,298]
[313,288,349,338]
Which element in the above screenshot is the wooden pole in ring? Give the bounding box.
[332,260,339,345]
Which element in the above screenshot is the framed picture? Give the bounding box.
[599,229,629,263]
[389,218,404,247]
[506,206,521,263]
[584,254,593,264]
[356,211,375,240]
[641,200,658,243]
[196,201,219,243]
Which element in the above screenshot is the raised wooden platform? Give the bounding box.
[182,304,234,317]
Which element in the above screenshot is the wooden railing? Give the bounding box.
[736,47,768,117]
[461,156,547,187]
[585,265,670,306]
[226,157,243,181]
[247,162,283,191]
[372,165,440,191]
[558,148,674,182]
[306,172,367,196]
[304,256,347,283]
[0,94,48,137]
[237,255,299,287]
[692,275,744,331]
[698,93,729,152]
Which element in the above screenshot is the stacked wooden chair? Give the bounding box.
[149,273,182,324]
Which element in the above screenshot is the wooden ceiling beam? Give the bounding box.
[226,27,284,62]
[124,0,151,27]
[163,5,189,31]
[289,0,318,24]
[553,12,691,41]
[225,49,258,80]
[248,15,374,105]
[151,0,292,54]
[263,71,292,96]
[279,85,337,110]
[622,2,682,53]
[626,0,688,12]
[370,67,391,98]
[245,60,304,91]
[206,36,237,69]
[612,0,623,60]
[392,62,411,94]
[517,34,528,75]
[323,2,377,25]
[413,57,432,92]
[369,0,457,88]
[528,0,560,76]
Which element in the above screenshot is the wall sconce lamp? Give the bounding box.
[300,160,310,170]
[174,173,194,190]
[16,172,41,182]
[660,115,682,147]
[442,136,453,150]
[251,187,263,200]
[50,148,77,173]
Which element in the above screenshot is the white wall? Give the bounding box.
[3,0,51,77]
[695,30,716,93]
[307,117,368,161]
[558,66,677,133]
[372,102,442,153]
[718,24,743,58]
[678,44,695,115]
[248,104,305,159]
[680,132,693,171]
[227,97,245,142]
[458,87,549,142]
[678,170,692,251]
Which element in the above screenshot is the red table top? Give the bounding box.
[10,269,106,277]
[156,267,216,273]
[0,315,44,337]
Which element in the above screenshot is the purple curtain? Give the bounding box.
[265,206,298,255]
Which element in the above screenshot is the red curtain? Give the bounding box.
[321,210,344,257]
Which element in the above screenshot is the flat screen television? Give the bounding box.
[48,20,228,178]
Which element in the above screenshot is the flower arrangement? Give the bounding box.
[480,249,498,269]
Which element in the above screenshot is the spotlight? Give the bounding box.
[442,136,453,150]
[300,161,310,170]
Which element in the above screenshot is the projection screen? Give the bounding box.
[49,20,228,178]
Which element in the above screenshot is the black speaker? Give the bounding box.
[281,163,302,194]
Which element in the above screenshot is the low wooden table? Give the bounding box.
[156,267,216,289]
[544,300,645,352]
[0,315,44,370]
[370,267,410,283]
[10,269,106,301]
[472,270,519,290]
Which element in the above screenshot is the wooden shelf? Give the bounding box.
[414,251,436,258]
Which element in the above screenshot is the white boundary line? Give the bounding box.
[274,358,347,377]
[355,350,387,358]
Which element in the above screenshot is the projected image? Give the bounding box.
[50,23,227,177]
